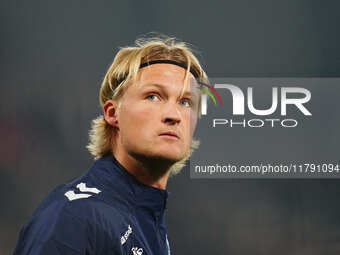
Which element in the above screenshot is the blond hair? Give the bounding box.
[87,34,208,175]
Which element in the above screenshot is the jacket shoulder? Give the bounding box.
[14,181,128,255]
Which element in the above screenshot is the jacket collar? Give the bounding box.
[92,153,169,216]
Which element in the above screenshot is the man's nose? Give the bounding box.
[161,101,181,125]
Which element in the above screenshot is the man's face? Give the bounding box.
[114,64,200,164]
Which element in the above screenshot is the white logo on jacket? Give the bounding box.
[121,225,132,245]
[131,247,143,255]
[64,182,101,201]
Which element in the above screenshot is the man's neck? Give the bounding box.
[112,151,170,190]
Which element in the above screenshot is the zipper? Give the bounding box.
[155,214,167,254]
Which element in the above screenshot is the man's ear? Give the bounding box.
[103,100,119,129]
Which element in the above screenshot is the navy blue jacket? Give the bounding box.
[14,153,171,255]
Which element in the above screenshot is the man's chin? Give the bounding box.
[133,150,187,168]
[148,152,185,165]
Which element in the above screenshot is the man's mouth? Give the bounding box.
[159,131,180,139]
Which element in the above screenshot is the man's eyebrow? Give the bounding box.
[141,83,198,97]
[142,83,167,89]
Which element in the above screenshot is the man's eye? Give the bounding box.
[146,94,160,101]
[179,98,192,107]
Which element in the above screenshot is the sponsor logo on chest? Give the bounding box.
[121,224,132,245]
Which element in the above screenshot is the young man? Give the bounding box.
[14,35,207,255]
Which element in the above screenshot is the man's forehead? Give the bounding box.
[121,63,202,98]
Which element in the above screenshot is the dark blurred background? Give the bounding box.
[1,0,340,254]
